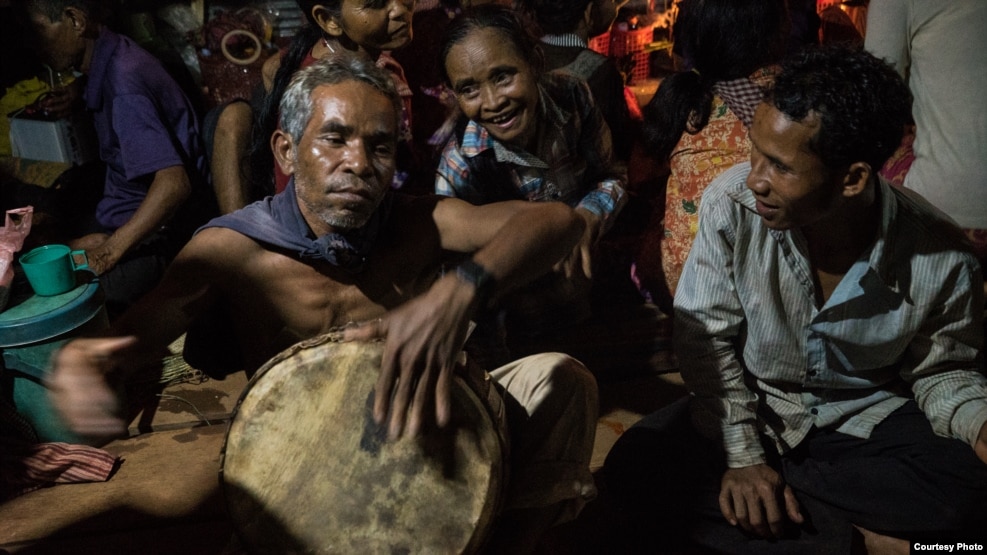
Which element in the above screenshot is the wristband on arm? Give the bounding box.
[455,258,496,307]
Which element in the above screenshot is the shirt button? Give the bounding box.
[810,408,819,415]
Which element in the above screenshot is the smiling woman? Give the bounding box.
[436,5,627,245]
[443,28,542,150]
[434,4,629,368]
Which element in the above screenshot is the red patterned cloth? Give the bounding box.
[0,351,119,501]
[879,126,916,187]
[712,74,766,128]
[635,67,776,299]
[1,436,119,500]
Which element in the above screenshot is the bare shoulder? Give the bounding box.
[186,226,258,255]
[116,228,262,331]
[173,227,272,275]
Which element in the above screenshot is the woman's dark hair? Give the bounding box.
[522,0,594,36]
[440,4,542,84]
[438,4,542,202]
[246,2,341,197]
[767,45,912,173]
[642,0,787,162]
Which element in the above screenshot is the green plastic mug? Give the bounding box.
[19,244,90,297]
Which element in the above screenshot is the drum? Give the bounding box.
[220,332,507,554]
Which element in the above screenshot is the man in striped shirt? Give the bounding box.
[605,45,987,553]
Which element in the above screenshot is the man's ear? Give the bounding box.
[583,2,595,30]
[64,6,90,37]
[272,129,295,176]
[312,6,344,38]
[842,161,872,198]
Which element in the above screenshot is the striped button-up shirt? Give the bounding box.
[435,72,627,233]
[675,162,987,468]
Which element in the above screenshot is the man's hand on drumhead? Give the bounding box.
[46,336,136,444]
[343,274,475,440]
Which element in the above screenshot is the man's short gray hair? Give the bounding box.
[279,52,402,144]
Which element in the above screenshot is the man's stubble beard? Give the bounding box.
[296,173,383,232]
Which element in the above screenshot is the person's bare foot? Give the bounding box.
[853,525,909,555]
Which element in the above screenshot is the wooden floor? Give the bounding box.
[0,335,688,554]
[543,371,692,555]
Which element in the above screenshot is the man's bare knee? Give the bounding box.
[216,100,253,134]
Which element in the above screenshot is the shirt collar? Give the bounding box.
[864,176,900,288]
[541,33,588,49]
[84,26,118,111]
[725,163,758,212]
[726,167,901,292]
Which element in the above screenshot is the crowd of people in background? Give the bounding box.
[2,0,986,552]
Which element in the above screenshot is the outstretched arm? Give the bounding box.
[47,228,231,443]
[345,198,583,440]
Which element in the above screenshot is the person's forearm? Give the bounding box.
[674,208,764,466]
[470,201,583,303]
[913,368,987,448]
[577,179,627,235]
[577,89,628,234]
[975,420,987,465]
[103,165,191,258]
[105,235,217,375]
[906,258,986,447]
[682,349,767,467]
[211,103,254,214]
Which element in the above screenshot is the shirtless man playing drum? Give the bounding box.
[46,53,598,553]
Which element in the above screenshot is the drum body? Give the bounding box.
[221,334,506,554]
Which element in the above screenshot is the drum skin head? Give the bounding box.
[220,335,504,554]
